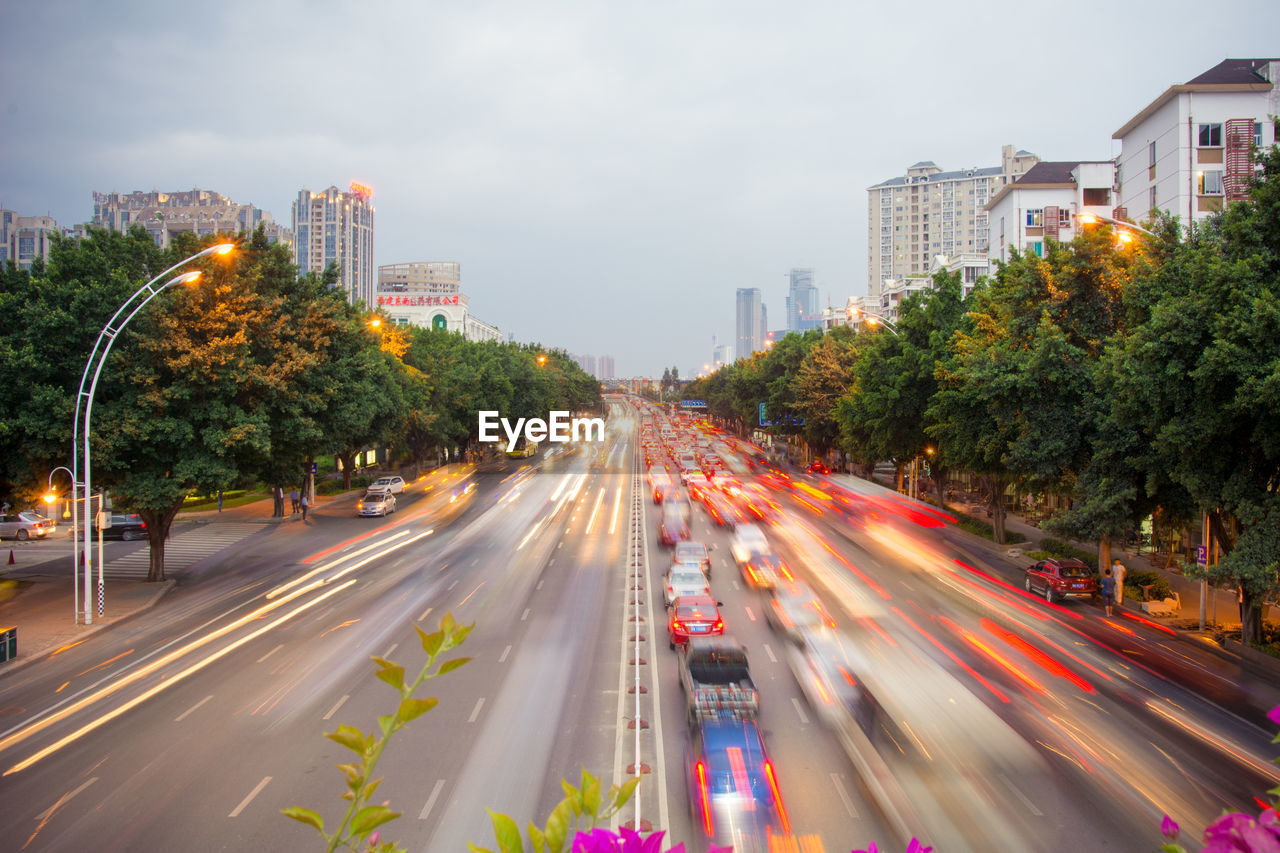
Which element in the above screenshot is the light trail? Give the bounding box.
[585,487,605,533]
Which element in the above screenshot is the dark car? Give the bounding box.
[673,540,711,577]
[91,513,148,541]
[685,718,790,846]
[1025,558,1097,603]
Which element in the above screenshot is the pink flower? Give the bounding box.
[1268,705,1280,729]
[906,840,933,853]
[1201,811,1280,853]
[1162,815,1181,838]
[852,844,880,853]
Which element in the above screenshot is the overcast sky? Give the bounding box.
[3,1,1277,377]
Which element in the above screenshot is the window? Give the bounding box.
[1059,208,1072,228]
[1148,142,1157,168]
[1031,241,1044,257]
[1198,170,1223,195]
[1026,209,1044,227]
[1149,186,1158,209]
[1082,188,1111,206]
[1198,123,1223,147]
[1256,122,1265,148]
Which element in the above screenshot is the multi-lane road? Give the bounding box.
[1,398,1277,852]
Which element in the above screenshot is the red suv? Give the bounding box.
[668,595,724,649]
[1025,558,1097,604]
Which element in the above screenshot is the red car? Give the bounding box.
[806,460,831,475]
[668,595,724,649]
[1024,558,1097,604]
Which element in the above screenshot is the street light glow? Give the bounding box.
[212,243,234,256]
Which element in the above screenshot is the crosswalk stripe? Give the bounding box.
[97,524,261,579]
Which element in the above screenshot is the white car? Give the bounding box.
[366,476,406,494]
[664,564,711,608]
[730,523,770,565]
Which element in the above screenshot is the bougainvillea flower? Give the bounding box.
[1162,815,1181,838]
[1201,811,1280,853]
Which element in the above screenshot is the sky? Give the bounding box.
[3,0,1278,378]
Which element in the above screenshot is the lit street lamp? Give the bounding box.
[72,242,233,624]
[1077,212,1158,242]
[846,305,901,337]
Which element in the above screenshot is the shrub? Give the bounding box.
[1121,569,1172,601]
[947,507,1027,544]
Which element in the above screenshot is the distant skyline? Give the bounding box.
[3,1,1277,376]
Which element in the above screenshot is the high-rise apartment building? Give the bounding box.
[785,268,820,332]
[598,355,615,381]
[735,288,766,357]
[1,209,59,270]
[867,145,1038,314]
[293,183,376,307]
[91,188,291,249]
[1113,58,1278,229]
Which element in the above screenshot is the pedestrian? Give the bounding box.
[1100,568,1115,617]
[217,490,223,513]
[1111,558,1126,608]
[300,493,309,522]
[290,489,300,514]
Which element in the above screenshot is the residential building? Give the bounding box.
[1114,58,1278,229]
[735,288,766,357]
[598,355,616,380]
[375,261,501,342]
[293,183,376,307]
[867,145,1039,313]
[985,161,1118,265]
[785,268,820,331]
[1,209,59,269]
[91,188,291,248]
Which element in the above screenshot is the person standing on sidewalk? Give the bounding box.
[1112,558,1126,608]
[1100,568,1116,617]
[300,493,309,522]
[290,489,300,514]
[217,491,223,513]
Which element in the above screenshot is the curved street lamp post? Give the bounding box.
[72,243,233,624]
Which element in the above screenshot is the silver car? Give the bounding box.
[0,512,51,541]
[356,491,397,517]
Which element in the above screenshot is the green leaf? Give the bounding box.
[373,658,406,691]
[349,805,401,838]
[365,777,383,801]
[448,622,475,649]
[437,656,471,675]
[336,762,361,788]
[397,696,438,723]
[582,771,601,818]
[440,611,457,636]
[378,713,396,736]
[326,724,366,755]
[528,823,547,853]
[612,775,641,810]
[487,809,524,853]
[467,845,494,853]
[416,625,444,657]
[280,806,325,833]
[544,800,572,853]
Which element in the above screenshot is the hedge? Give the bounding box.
[945,506,1027,544]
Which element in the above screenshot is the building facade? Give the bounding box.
[91,189,291,249]
[867,145,1039,311]
[985,161,1118,266]
[293,183,376,307]
[1114,58,1278,230]
[785,268,820,331]
[1,209,59,269]
[374,261,501,342]
[598,355,615,380]
[735,287,766,357]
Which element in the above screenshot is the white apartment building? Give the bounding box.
[1114,58,1278,228]
[374,261,501,342]
[1,209,59,269]
[867,144,1039,310]
[293,183,376,307]
[985,161,1118,266]
[91,189,291,249]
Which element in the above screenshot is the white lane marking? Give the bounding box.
[322,694,350,721]
[557,542,563,549]
[467,698,485,723]
[586,487,605,533]
[1002,773,1043,815]
[37,776,98,821]
[791,698,811,725]
[469,557,479,566]
[744,606,756,622]
[548,558,556,566]
[537,579,545,590]
[229,776,272,817]
[383,643,398,658]
[447,580,459,591]
[256,644,283,664]
[418,606,433,622]
[732,580,741,591]
[763,643,777,663]
[174,695,213,722]
[499,645,512,663]
[831,773,858,818]
[419,778,446,820]
[521,608,530,621]
[609,486,623,534]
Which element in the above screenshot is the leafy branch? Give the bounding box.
[469,768,642,853]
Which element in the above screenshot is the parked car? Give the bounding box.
[0,512,51,541]
[356,491,397,517]
[365,476,406,495]
[668,594,724,649]
[21,510,57,535]
[685,718,790,846]
[1024,558,1097,603]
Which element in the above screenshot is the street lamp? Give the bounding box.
[1077,212,1157,239]
[847,306,900,337]
[72,242,233,624]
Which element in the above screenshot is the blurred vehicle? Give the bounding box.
[701,491,743,528]
[806,460,831,475]
[658,501,691,547]
[739,550,788,590]
[685,472,710,500]
[665,565,711,608]
[93,513,148,541]
[366,476,406,494]
[649,469,673,504]
[0,512,50,541]
[1024,557,1096,603]
[668,594,724,649]
[685,718,790,846]
[673,540,711,576]
[22,510,57,535]
[679,636,759,724]
[765,580,836,642]
[729,523,770,565]
[356,491,397,517]
[785,628,878,732]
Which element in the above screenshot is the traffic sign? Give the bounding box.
[308,462,318,475]
[680,400,706,408]
[1196,544,1207,567]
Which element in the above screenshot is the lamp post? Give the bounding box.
[1077,212,1158,243]
[44,467,77,620]
[73,243,233,624]
[846,305,901,337]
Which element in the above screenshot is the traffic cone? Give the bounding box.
[7,549,13,565]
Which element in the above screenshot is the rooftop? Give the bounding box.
[870,164,1003,189]
[1114,57,1278,139]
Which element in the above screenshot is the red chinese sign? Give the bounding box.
[375,295,461,307]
